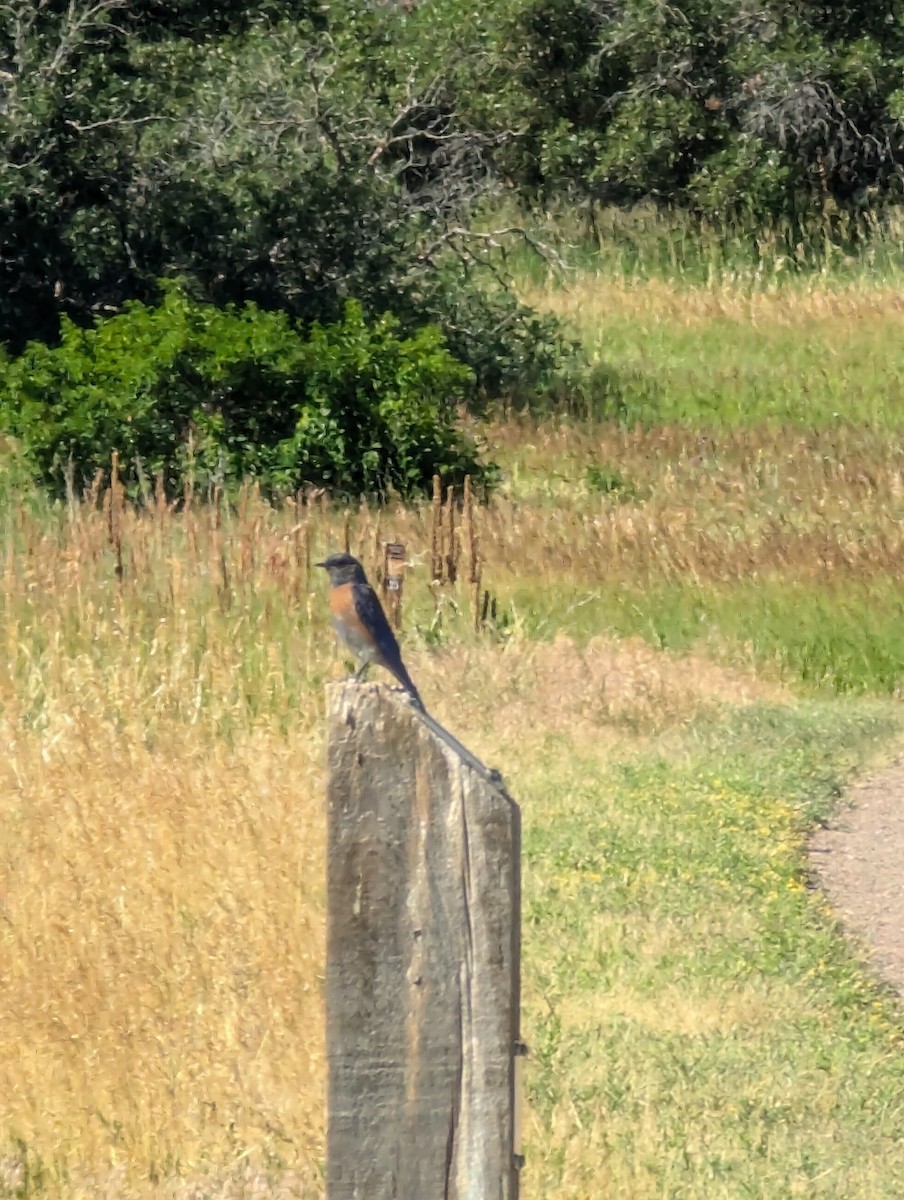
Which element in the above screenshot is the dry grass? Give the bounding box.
[0,719,325,1197]
[0,470,782,1200]
[485,420,904,589]
[0,383,902,1193]
[0,472,784,1197]
[527,274,904,327]
[0,541,329,1195]
[0,490,332,1196]
[444,633,786,740]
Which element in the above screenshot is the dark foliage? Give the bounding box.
[0,0,560,392]
[501,0,904,217]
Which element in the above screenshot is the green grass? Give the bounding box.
[3,236,904,1195]
[502,579,904,696]
[559,307,904,427]
[579,310,904,427]
[521,214,904,427]
[521,700,904,1198]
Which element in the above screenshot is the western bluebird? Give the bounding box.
[317,552,425,712]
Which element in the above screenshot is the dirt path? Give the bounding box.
[810,758,904,993]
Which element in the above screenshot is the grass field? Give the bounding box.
[2,260,904,1196]
[530,275,904,427]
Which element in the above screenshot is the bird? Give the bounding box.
[316,552,425,712]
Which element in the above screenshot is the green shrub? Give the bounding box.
[0,286,489,499]
[584,464,638,500]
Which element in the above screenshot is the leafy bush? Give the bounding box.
[0,287,490,499]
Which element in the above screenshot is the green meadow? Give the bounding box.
[1,253,904,1197]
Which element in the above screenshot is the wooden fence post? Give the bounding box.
[381,541,406,631]
[326,680,522,1200]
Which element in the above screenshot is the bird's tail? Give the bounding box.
[389,661,426,713]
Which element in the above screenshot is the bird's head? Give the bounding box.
[315,552,368,586]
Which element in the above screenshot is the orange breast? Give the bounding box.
[329,581,377,659]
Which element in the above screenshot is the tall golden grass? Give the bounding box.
[0,484,335,1197]
[488,420,904,587]
[527,274,904,326]
[0,437,808,1196]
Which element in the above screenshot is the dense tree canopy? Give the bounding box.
[2,0,904,493]
[399,0,904,219]
[0,0,555,380]
[4,0,904,354]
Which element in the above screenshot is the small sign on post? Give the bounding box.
[382,541,406,630]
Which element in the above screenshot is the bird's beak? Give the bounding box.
[314,561,326,569]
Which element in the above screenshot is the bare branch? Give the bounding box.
[63,115,165,133]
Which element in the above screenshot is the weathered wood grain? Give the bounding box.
[326,679,521,1200]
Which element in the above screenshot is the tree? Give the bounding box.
[401,0,904,221]
[0,0,561,393]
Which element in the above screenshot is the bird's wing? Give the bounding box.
[351,582,401,660]
[352,581,424,708]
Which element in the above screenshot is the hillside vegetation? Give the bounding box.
[2,266,904,1193]
[3,1,904,1197]
[4,0,904,492]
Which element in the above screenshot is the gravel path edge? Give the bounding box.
[810,756,904,994]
